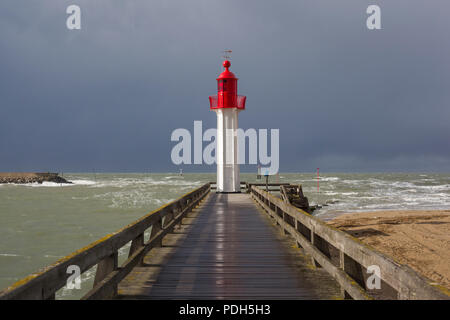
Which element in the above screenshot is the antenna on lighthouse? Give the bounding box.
[222,49,232,71]
[222,49,232,60]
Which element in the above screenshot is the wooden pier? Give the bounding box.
[0,183,448,300]
[117,193,339,299]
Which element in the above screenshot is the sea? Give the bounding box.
[0,172,449,299]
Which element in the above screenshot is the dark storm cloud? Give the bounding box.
[0,0,449,172]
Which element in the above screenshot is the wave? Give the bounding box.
[1,177,200,188]
[341,192,358,196]
[71,179,97,186]
[164,175,185,180]
[88,177,203,189]
[1,179,97,188]
[316,177,340,182]
[323,191,339,195]
[30,180,97,187]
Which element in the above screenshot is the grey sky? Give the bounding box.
[0,0,449,173]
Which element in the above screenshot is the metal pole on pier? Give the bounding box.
[317,167,319,192]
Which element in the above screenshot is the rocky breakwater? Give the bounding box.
[0,172,72,184]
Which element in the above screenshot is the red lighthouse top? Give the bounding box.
[217,60,236,80]
[209,60,246,110]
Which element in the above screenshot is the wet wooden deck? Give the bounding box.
[117,193,341,299]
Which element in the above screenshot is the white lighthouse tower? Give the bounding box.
[209,60,246,192]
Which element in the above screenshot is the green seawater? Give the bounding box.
[0,172,449,299]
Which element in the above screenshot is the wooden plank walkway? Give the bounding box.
[117,193,341,299]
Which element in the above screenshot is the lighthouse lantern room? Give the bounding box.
[209,60,246,193]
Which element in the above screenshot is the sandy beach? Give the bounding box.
[327,210,450,290]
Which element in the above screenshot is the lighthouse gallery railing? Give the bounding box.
[209,94,246,109]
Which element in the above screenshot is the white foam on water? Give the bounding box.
[4,179,96,188]
[164,175,184,180]
[318,177,340,182]
[0,253,20,257]
[23,182,70,187]
[340,179,365,185]
[417,184,450,191]
[341,192,358,196]
[310,174,450,218]
[71,196,90,200]
[88,177,203,189]
[391,181,418,188]
[71,179,96,186]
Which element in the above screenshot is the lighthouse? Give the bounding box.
[209,60,246,193]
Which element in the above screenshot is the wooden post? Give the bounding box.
[339,250,352,299]
[294,219,302,249]
[274,206,280,226]
[129,233,145,265]
[94,251,118,299]
[341,251,366,291]
[282,211,289,235]
[176,203,183,227]
[151,218,163,247]
[310,230,321,268]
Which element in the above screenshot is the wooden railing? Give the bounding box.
[251,185,450,300]
[209,181,248,191]
[208,181,290,192]
[0,183,210,300]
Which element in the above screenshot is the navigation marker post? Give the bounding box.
[317,167,319,192]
